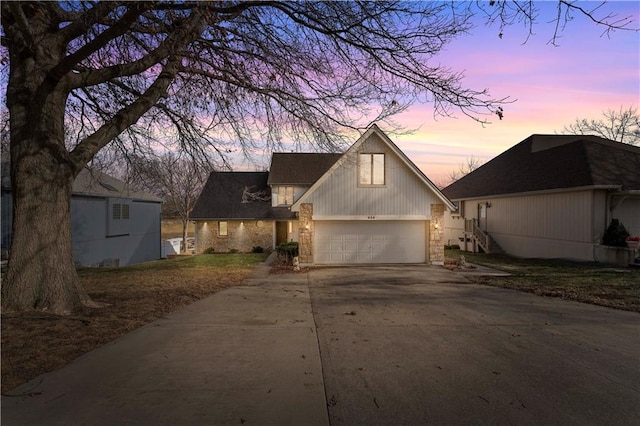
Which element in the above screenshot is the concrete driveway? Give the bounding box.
[309,266,640,425]
[3,264,639,425]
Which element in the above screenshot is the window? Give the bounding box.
[106,198,131,237]
[359,153,385,185]
[218,221,228,236]
[279,186,294,205]
[112,203,122,220]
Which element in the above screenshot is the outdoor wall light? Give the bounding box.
[305,224,310,230]
[434,222,439,229]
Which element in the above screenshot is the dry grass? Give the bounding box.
[446,249,640,312]
[1,253,267,393]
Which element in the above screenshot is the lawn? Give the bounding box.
[446,249,640,313]
[1,253,267,393]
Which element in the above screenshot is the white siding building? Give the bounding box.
[443,135,640,263]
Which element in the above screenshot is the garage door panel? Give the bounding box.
[314,221,426,264]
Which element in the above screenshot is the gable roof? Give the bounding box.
[267,153,343,185]
[292,124,456,210]
[442,134,640,200]
[73,168,162,202]
[190,172,294,220]
[1,160,161,203]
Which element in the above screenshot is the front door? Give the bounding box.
[477,202,487,231]
[276,221,288,245]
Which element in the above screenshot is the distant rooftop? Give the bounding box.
[443,134,640,200]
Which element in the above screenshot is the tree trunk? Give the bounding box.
[2,153,92,315]
[181,218,188,254]
[2,16,95,315]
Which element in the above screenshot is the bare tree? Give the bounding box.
[128,153,209,253]
[448,156,486,185]
[562,106,640,145]
[1,2,635,314]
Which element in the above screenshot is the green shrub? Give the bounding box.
[203,247,215,254]
[252,246,264,253]
[276,241,299,262]
[602,219,630,247]
[445,244,461,250]
[228,248,239,254]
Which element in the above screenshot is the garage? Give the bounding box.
[314,221,426,264]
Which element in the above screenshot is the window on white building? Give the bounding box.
[359,153,385,185]
[280,186,294,205]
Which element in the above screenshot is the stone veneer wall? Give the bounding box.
[194,220,273,253]
[429,204,445,265]
[298,203,313,263]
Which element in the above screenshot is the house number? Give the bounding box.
[368,216,376,220]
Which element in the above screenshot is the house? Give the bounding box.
[1,167,163,267]
[442,134,640,263]
[190,124,455,264]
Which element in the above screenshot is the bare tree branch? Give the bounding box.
[561,106,640,145]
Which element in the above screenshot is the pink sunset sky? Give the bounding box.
[232,1,639,186]
[393,1,640,185]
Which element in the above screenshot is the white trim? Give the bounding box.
[312,215,429,221]
[292,124,456,211]
[447,185,623,202]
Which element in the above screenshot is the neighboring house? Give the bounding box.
[190,124,454,264]
[442,134,640,263]
[1,167,163,267]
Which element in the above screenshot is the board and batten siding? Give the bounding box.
[486,190,594,241]
[301,134,439,218]
[471,190,598,260]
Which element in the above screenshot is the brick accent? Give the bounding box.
[298,203,313,263]
[194,220,273,253]
[429,204,445,265]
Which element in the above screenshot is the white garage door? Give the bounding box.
[314,221,426,264]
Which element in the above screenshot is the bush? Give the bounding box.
[203,247,215,254]
[445,244,461,250]
[252,246,264,253]
[602,219,630,247]
[228,248,239,254]
[276,242,299,263]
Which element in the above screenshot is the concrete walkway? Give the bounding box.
[2,261,329,426]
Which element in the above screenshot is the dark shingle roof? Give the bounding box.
[190,172,295,220]
[267,153,342,185]
[442,135,640,200]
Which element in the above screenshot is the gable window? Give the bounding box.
[359,153,385,185]
[279,186,294,205]
[218,221,228,236]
